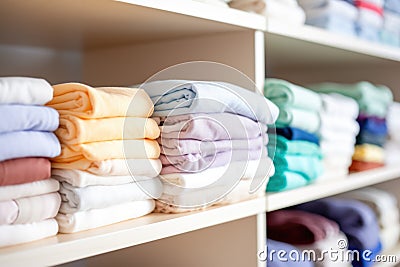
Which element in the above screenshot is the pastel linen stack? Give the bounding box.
[47,83,161,233]
[265,0,306,25]
[0,77,61,247]
[310,82,393,172]
[267,210,351,266]
[355,0,384,42]
[318,94,360,178]
[338,187,400,251]
[265,79,323,192]
[141,80,278,213]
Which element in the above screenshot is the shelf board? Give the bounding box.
[0,197,266,267]
[0,0,265,50]
[266,20,400,67]
[375,243,400,267]
[266,165,400,212]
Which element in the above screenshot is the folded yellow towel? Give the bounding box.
[56,116,160,144]
[353,144,385,163]
[52,140,160,164]
[47,83,154,118]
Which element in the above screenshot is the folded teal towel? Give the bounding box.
[273,154,323,181]
[309,82,393,118]
[268,135,321,157]
[265,79,322,111]
[266,171,308,192]
[275,107,320,134]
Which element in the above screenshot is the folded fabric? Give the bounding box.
[356,131,387,147]
[57,116,160,144]
[276,107,320,133]
[266,239,314,267]
[320,140,355,156]
[160,135,265,156]
[303,0,358,21]
[293,198,381,251]
[268,135,322,156]
[356,0,384,14]
[357,114,388,135]
[47,83,154,118]
[357,24,380,42]
[0,105,59,134]
[0,77,53,105]
[298,0,354,9]
[59,178,162,213]
[0,157,51,186]
[380,28,400,46]
[306,15,357,36]
[158,113,266,140]
[321,93,359,119]
[267,210,340,245]
[320,113,360,136]
[139,80,279,124]
[160,147,265,174]
[309,82,393,118]
[385,0,400,14]
[266,171,309,192]
[0,179,59,202]
[0,193,60,225]
[319,128,357,147]
[323,156,353,170]
[52,158,162,177]
[228,0,265,14]
[273,154,323,180]
[56,199,155,233]
[275,127,319,145]
[387,102,400,142]
[264,79,322,111]
[352,144,385,163]
[380,225,400,250]
[52,139,160,164]
[349,160,385,171]
[0,131,61,161]
[266,0,306,25]
[160,158,274,188]
[0,219,58,247]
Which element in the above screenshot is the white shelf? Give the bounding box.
[375,243,400,267]
[0,197,266,267]
[0,0,266,50]
[266,166,400,212]
[266,20,400,67]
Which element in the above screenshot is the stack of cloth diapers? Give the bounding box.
[385,102,400,164]
[268,209,350,267]
[0,77,61,247]
[310,82,393,172]
[338,187,400,251]
[292,198,382,267]
[47,83,162,233]
[297,0,358,36]
[264,79,323,192]
[318,94,360,178]
[265,0,306,25]
[141,80,278,213]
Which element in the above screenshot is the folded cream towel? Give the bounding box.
[0,179,59,202]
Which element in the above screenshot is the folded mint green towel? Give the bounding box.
[273,154,323,181]
[266,171,308,192]
[265,78,322,111]
[268,135,321,157]
[309,82,393,118]
[275,107,320,134]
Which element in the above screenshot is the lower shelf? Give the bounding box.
[0,197,266,267]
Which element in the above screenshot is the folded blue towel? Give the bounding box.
[385,0,400,14]
[266,239,314,267]
[356,132,387,147]
[0,105,59,134]
[357,116,387,135]
[275,127,319,145]
[0,131,61,161]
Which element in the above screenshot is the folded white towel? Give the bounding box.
[59,178,162,213]
[358,8,384,28]
[0,219,58,247]
[387,102,400,142]
[319,113,360,137]
[266,0,306,25]
[320,140,355,157]
[56,199,155,233]
[0,179,59,202]
[305,0,358,21]
[321,93,359,119]
[0,77,53,105]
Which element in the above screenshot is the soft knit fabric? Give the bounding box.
[0,158,51,186]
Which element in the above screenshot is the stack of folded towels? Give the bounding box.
[309,82,393,172]
[265,0,306,25]
[268,210,350,266]
[266,239,314,267]
[0,77,61,247]
[141,80,278,213]
[264,79,323,192]
[338,187,400,251]
[293,198,382,267]
[354,0,384,42]
[385,102,400,164]
[46,83,162,233]
[227,0,266,14]
[381,1,400,46]
[297,0,358,36]
[318,94,360,178]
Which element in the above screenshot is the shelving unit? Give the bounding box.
[0,1,400,266]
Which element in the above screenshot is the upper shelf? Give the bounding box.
[266,165,400,212]
[0,197,266,267]
[266,20,400,68]
[0,0,266,50]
